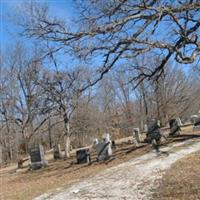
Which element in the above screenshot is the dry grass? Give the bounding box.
[153,150,200,200]
[0,142,151,200]
[0,125,199,200]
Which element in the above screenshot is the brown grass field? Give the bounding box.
[153,150,200,200]
[0,125,200,200]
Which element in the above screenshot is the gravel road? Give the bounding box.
[34,139,200,200]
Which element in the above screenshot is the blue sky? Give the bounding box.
[0,0,75,51]
[0,0,198,76]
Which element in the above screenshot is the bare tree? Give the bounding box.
[17,0,200,87]
[40,59,87,157]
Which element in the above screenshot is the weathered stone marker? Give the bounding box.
[29,145,48,170]
[146,119,162,152]
[143,124,148,133]
[190,115,198,124]
[146,120,161,142]
[169,118,181,136]
[93,133,112,161]
[53,144,62,159]
[176,117,182,126]
[193,116,200,131]
[133,128,140,146]
[76,149,91,164]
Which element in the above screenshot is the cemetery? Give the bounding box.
[1,0,200,199]
[1,122,200,200]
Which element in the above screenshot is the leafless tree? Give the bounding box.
[17,0,200,87]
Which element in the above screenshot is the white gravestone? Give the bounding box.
[93,134,112,161]
[176,118,182,126]
[144,124,148,132]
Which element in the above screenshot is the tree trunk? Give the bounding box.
[48,117,52,149]
[64,120,70,158]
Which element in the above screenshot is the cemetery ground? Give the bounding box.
[153,150,200,200]
[0,126,200,200]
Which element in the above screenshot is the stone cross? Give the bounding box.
[29,145,48,170]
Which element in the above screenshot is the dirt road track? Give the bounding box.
[34,139,200,200]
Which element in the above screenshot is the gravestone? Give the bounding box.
[94,134,112,161]
[143,124,148,132]
[76,148,91,164]
[53,144,62,159]
[176,117,182,126]
[93,138,99,146]
[169,118,181,136]
[29,145,48,170]
[145,119,161,143]
[190,115,198,124]
[193,116,200,131]
[133,128,140,146]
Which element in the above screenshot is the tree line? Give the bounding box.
[0,0,200,163]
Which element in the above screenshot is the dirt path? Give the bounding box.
[34,139,200,200]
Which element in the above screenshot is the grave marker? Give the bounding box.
[29,145,48,170]
[143,124,148,132]
[94,133,112,161]
[145,120,161,143]
[169,118,181,136]
[76,148,91,164]
[133,128,140,146]
[190,115,198,124]
[193,116,200,131]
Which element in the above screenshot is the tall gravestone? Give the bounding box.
[176,118,182,126]
[53,144,62,159]
[29,145,48,170]
[169,118,181,136]
[133,128,140,146]
[143,124,148,132]
[93,133,112,161]
[146,119,161,143]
